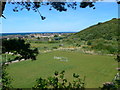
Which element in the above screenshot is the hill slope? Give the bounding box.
[65,18,119,54]
[71,18,119,41]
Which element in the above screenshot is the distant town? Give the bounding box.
[0,32,76,40]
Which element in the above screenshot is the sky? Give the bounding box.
[0,2,118,33]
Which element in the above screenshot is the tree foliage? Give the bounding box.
[1,64,12,89]
[0,0,98,19]
[33,70,85,89]
[1,0,120,19]
[2,38,39,60]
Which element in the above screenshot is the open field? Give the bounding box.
[30,42,77,52]
[6,50,117,88]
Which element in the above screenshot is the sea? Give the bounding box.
[0,32,77,36]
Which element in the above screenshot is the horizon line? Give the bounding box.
[1,31,78,34]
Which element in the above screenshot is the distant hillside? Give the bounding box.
[71,18,119,41]
[64,18,119,54]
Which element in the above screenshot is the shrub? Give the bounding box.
[52,47,58,49]
[2,64,12,89]
[33,70,85,89]
[82,46,88,49]
[87,41,92,46]
[105,45,117,54]
[101,82,116,90]
[43,46,48,49]
[54,35,58,37]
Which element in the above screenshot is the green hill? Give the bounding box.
[72,18,119,41]
[65,18,119,54]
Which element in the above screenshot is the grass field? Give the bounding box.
[30,43,60,51]
[1,54,17,63]
[6,50,117,88]
[30,42,76,51]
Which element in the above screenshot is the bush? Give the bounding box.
[2,64,12,89]
[91,42,117,54]
[43,46,48,49]
[76,44,81,47]
[105,45,117,54]
[54,35,58,37]
[52,47,58,49]
[82,46,88,49]
[87,41,92,46]
[33,70,85,89]
[101,82,116,90]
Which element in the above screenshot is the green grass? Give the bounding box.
[30,42,75,52]
[30,42,60,48]
[6,50,117,88]
[1,54,17,63]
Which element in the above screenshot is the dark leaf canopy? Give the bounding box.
[0,0,97,19]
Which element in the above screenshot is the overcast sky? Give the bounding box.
[1,2,118,33]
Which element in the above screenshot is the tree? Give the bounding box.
[37,37,40,40]
[2,38,39,60]
[0,0,99,19]
[1,0,119,20]
[54,35,58,37]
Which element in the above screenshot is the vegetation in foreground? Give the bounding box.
[33,70,85,89]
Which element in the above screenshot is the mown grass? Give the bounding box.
[6,50,117,88]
